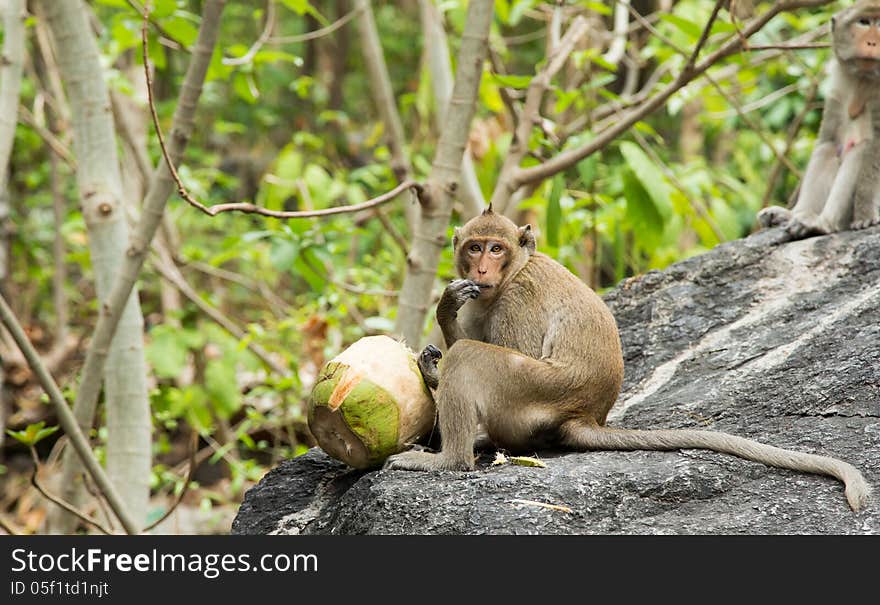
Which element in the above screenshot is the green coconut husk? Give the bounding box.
[307,335,436,468]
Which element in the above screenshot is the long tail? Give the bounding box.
[562,424,872,512]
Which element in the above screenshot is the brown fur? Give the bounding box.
[388,209,871,511]
[758,0,880,236]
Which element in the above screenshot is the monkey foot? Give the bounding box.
[756,206,792,229]
[851,216,880,230]
[418,344,442,390]
[786,217,831,240]
[383,450,473,472]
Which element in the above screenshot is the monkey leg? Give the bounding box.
[785,143,841,238]
[384,340,583,472]
[850,152,880,229]
[789,142,863,238]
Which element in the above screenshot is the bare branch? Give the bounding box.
[0,293,140,534]
[29,447,113,535]
[222,0,276,66]
[684,0,726,73]
[490,15,590,214]
[151,252,291,378]
[142,9,422,221]
[513,0,836,189]
[141,429,199,532]
[270,5,362,44]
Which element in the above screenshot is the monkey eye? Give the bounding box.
[469,243,482,253]
[490,244,504,254]
[858,17,871,26]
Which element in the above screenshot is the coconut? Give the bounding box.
[307,335,436,468]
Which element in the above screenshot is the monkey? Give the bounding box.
[757,0,880,238]
[389,205,872,512]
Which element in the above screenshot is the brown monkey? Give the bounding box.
[758,0,880,237]
[390,206,872,512]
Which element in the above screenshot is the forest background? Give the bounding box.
[0,0,839,534]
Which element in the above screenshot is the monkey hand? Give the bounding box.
[438,279,482,317]
[756,206,792,229]
[384,450,474,472]
[418,344,442,390]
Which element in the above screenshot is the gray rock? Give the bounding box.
[232,227,880,534]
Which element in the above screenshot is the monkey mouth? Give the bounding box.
[473,282,494,289]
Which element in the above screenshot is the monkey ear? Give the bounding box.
[831,15,836,31]
[518,224,536,255]
[453,227,461,249]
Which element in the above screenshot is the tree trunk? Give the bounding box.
[0,0,26,452]
[395,0,493,347]
[417,0,485,218]
[39,0,151,532]
[355,0,419,232]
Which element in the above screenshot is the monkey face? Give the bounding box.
[835,4,880,75]
[458,238,510,297]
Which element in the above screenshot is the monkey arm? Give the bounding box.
[789,99,844,225]
[436,280,480,348]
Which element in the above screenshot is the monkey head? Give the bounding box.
[833,0,880,78]
[451,205,536,301]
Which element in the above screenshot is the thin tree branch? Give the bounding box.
[65,0,225,458]
[355,0,418,233]
[141,428,198,532]
[703,69,802,179]
[396,0,494,347]
[151,252,290,377]
[684,0,726,73]
[17,106,76,168]
[222,0,276,66]
[269,5,362,44]
[29,447,113,535]
[418,0,486,218]
[142,9,422,220]
[0,293,140,534]
[490,15,590,214]
[512,0,835,190]
[761,81,820,209]
[603,0,630,65]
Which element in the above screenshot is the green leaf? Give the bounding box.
[6,422,60,447]
[205,359,242,419]
[279,0,327,24]
[161,15,200,48]
[146,325,192,379]
[546,175,564,248]
[270,238,300,270]
[233,71,259,104]
[622,170,663,246]
[659,14,702,40]
[577,155,599,188]
[489,73,532,89]
[619,142,673,223]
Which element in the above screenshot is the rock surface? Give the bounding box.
[233,228,880,534]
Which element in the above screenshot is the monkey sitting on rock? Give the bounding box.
[758,0,880,237]
[385,206,871,512]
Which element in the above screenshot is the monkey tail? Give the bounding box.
[562,424,872,512]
